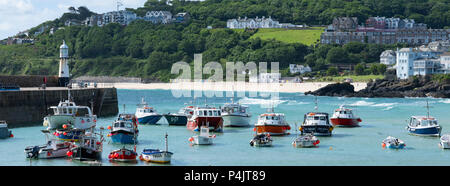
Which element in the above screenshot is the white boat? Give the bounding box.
[292,134,320,148]
[382,136,406,149]
[254,108,290,136]
[330,105,362,127]
[0,121,12,139]
[406,101,441,137]
[139,133,173,163]
[25,130,75,159]
[249,133,273,147]
[301,112,333,136]
[221,99,251,127]
[135,97,163,125]
[189,126,216,145]
[43,99,97,130]
[439,134,450,149]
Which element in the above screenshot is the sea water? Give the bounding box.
[2,89,450,166]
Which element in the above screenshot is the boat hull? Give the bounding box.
[137,115,163,125]
[109,149,137,162]
[0,127,11,139]
[300,125,333,136]
[187,117,223,132]
[55,129,84,142]
[45,115,74,130]
[407,126,441,136]
[223,115,251,127]
[255,125,290,136]
[439,142,450,149]
[163,115,188,126]
[192,136,214,145]
[330,118,361,127]
[292,140,317,148]
[71,147,102,161]
[110,132,137,144]
[25,146,70,159]
[140,152,173,164]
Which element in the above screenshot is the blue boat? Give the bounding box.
[135,98,162,125]
[109,114,139,144]
[55,129,85,142]
[382,136,406,149]
[406,101,442,137]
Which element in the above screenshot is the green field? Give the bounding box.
[250,27,324,45]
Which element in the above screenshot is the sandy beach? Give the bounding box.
[107,82,367,93]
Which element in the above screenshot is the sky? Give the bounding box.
[0,0,148,39]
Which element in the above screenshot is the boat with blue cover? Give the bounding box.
[382,136,406,149]
[139,133,173,163]
[108,114,139,144]
[406,101,441,137]
[135,97,162,125]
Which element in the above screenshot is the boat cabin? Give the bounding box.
[136,107,156,114]
[194,107,222,118]
[221,103,249,116]
[409,116,439,127]
[50,100,92,116]
[113,120,134,129]
[257,113,287,125]
[332,106,355,118]
[303,112,330,126]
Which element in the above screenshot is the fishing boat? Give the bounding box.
[254,108,290,136]
[108,147,138,162]
[382,136,406,149]
[139,133,173,163]
[292,133,320,148]
[300,98,333,136]
[163,106,193,126]
[43,98,97,130]
[0,121,13,139]
[67,130,104,161]
[439,134,450,149]
[406,101,441,137]
[249,133,273,147]
[189,126,216,145]
[54,128,85,142]
[108,114,139,144]
[135,97,163,125]
[186,106,223,132]
[221,99,251,127]
[330,105,362,127]
[25,130,75,159]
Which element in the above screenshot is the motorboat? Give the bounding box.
[135,97,163,125]
[406,101,441,136]
[43,99,97,130]
[382,136,406,149]
[189,126,216,145]
[300,112,333,136]
[254,109,290,136]
[330,105,362,127]
[186,105,223,132]
[0,121,13,139]
[163,106,193,126]
[221,99,251,127]
[439,134,450,149]
[139,133,173,163]
[25,130,75,159]
[249,133,273,147]
[108,147,138,162]
[292,133,320,148]
[68,130,104,161]
[108,114,139,144]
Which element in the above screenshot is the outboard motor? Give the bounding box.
[26,146,41,159]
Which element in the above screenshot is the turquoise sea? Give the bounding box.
[2,89,450,166]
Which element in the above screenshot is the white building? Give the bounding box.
[227,16,281,29]
[145,11,172,24]
[396,47,444,79]
[380,50,396,66]
[249,73,281,83]
[289,64,312,74]
[103,10,137,26]
[438,52,450,74]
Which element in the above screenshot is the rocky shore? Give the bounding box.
[305,76,450,98]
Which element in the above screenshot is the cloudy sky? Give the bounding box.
[0,0,147,39]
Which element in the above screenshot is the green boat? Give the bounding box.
[163,114,188,126]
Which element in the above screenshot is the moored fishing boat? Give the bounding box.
[300,98,333,136]
[406,101,441,137]
[163,106,193,125]
[108,114,139,144]
[249,133,272,147]
[439,134,450,149]
[382,136,406,149]
[254,109,290,136]
[108,147,138,162]
[0,121,13,139]
[25,130,75,159]
[139,133,173,163]
[221,99,251,127]
[67,130,104,161]
[189,126,216,145]
[292,133,320,148]
[43,98,97,130]
[54,128,85,142]
[187,106,223,132]
[330,105,362,127]
[135,97,163,125]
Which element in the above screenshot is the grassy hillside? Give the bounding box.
[250,27,324,46]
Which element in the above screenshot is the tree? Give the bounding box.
[326,47,349,64]
[354,63,365,75]
[327,66,338,76]
[377,64,387,75]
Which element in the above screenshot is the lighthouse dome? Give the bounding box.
[60,40,68,49]
[60,40,69,58]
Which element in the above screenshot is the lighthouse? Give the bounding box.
[58,40,70,87]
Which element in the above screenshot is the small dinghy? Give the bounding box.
[249,133,273,147]
[439,134,450,149]
[139,133,173,164]
[382,136,406,149]
[189,126,216,145]
[25,130,75,159]
[292,133,320,148]
[108,147,138,162]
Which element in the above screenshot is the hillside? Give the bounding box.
[250,27,324,46]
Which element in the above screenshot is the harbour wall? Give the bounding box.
[0,75,59,87]
[0,87,118,128]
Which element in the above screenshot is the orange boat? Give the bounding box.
[254,112,290,136]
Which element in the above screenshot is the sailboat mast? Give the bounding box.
[426,100,430,118]
[165,133,168,152]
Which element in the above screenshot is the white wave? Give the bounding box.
[348,100,375,106]
[286,101,309,105]
[439,99,450,104]
[382,106,394,111]
[372,103,396,107]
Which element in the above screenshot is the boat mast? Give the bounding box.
[165,132,168,152]
[426,100,430,118]
[314,96,318,112]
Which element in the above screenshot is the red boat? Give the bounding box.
[330,105,362,127]
[108,147,137,162]
[186,106,223,132]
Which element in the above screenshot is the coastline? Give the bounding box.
[108,82,367,93]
